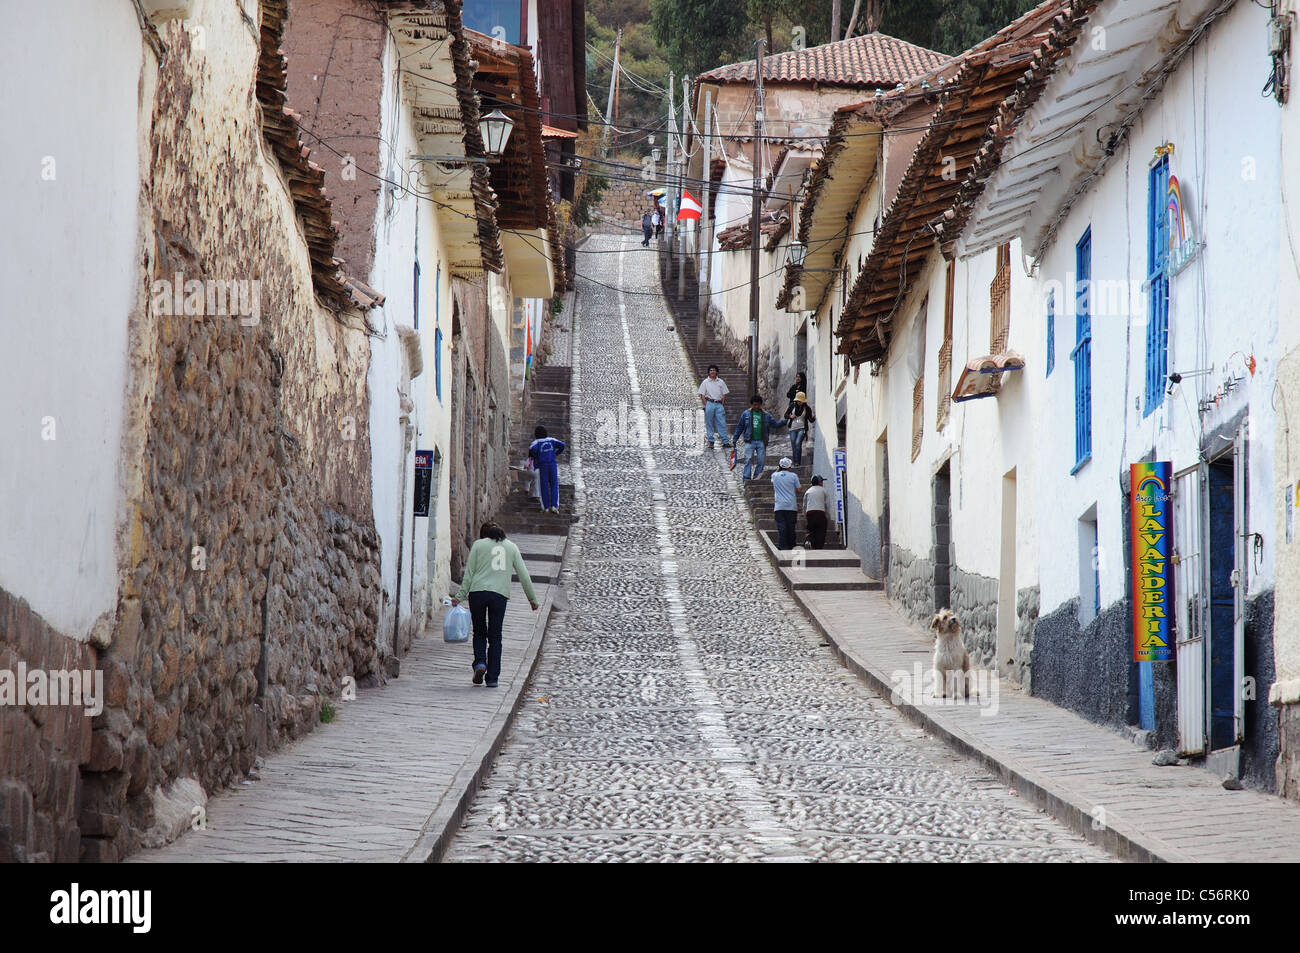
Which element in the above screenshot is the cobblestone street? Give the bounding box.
[444,235,1111,862]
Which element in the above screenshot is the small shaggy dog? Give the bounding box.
[930,608,973,699]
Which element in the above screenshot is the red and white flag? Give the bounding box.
[677,189,702,221]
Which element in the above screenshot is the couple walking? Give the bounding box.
[697,364,785,478]
[770,461,830,550]
[698,366,815,479]
[640,207,664,246]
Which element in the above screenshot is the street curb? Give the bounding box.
[750,530,1191,864]
[402,530,575,863]
[405,297,581,864]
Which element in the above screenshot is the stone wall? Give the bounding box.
[0,591,97,862]
[1013,586,1040,691]
[593,177,654,233]
[71,10,384,862]
[1279,702,1300,803]
[1243,590,1278,791]
[888,544,935,628]
[949,565,998,670]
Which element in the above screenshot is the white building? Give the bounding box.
[1275,0,1300,803]
[962,0,1281,786]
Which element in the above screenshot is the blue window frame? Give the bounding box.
[1046,290,1056,377]
[434,261,442,401]
[435,327,443,402]
[1144,157,1170,415]
[1071,228,1092,471]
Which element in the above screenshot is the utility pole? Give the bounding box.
[831,0,841,43]
[748,39,765,400]
[678,75,690,298]
[698,88,713,350]
[667,71,677,251]
[602,29,621,155]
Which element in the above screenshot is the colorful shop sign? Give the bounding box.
[1131,462,1173,662]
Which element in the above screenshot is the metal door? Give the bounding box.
[1173,466,1205,755]
[1232,429,1246,743]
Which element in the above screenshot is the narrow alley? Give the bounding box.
[442,234,1107,862]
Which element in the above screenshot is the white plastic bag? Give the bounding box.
[443,604,471,643]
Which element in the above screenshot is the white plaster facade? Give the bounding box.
[1014,0,1279,625]
[1273,0,1300,715]
[0,2,151,641]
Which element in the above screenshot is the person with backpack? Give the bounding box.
[529,426,566,513]
[731,395,787,480]
[641,209,654,246]
[452,523,539,688]
[785,391,815,466]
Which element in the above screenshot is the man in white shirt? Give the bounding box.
[804,475,829,549]
[697,364,730,449]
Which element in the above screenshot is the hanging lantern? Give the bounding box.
[787,239,806,268]
[479,108,515,157]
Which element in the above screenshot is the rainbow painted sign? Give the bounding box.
[1163,175,1202,277]
[1131,462,1174,663]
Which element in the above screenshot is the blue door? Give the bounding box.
[1207,460,1236,750]
[1138,662,1155,730]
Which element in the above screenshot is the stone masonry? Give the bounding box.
[0,6,387,864]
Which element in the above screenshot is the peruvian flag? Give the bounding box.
[678,189,703,222]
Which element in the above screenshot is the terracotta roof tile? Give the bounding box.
[698,32,949,87]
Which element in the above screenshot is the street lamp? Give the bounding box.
[479,108,515,157]
[786,238,806,268]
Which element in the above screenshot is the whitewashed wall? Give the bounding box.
[1033,0,1279,619]
[367,39,458,647]
[0,1,147,640]
[1275,0,1300,702]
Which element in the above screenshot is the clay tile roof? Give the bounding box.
[834,0,1100,365]
[698,32,949,87]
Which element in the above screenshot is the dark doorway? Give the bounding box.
[933,461,952,612]
[879,435,890,590]
[1207,457,1236,751]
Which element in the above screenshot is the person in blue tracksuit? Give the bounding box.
[529,426,566,513]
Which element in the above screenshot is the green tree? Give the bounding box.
[650,0,751,76]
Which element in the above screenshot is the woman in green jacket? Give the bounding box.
[451,523,539,687]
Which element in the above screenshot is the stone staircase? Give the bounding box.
[496,364,578,538]
[657,243,884,592]
[658,246,749,442]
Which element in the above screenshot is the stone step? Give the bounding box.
[779,565,882,591]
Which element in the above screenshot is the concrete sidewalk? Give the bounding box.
[130,534,566,863]
[759,534,1300,863]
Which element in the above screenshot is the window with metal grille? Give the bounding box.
[1045,289,1056,376]
[1145,156,1170,415]
[912,376,924,462]
[1071,228,1093,470]
[937,260,954,430]
[990,243,1011,353]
